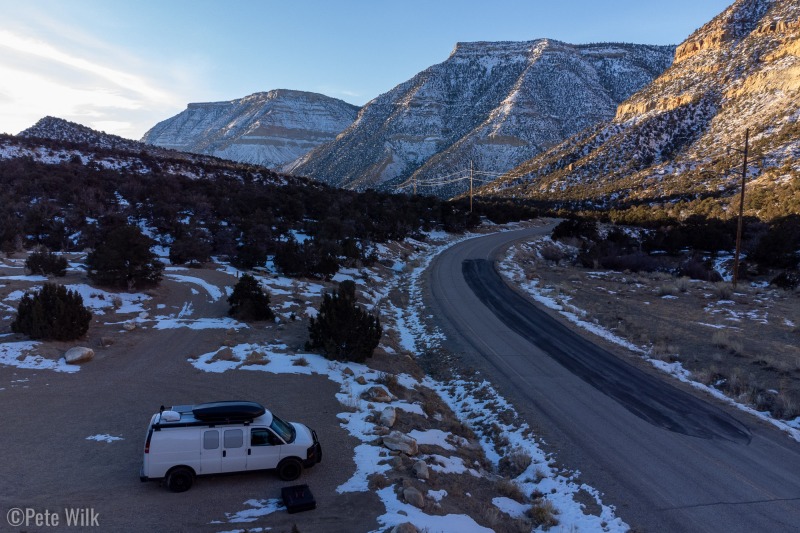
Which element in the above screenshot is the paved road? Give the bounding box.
[424,226,800,532]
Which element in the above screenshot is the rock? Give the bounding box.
[64,347,94,364]
[402,487,425,509]
[355,375,367,385]
[391,523,419,533]
[362,386,392,403]
[342,367,355,377]
[138,311,149,320]
[412,460,429,480]
[374,426,391,436]
[122,321,136,331]
[100,337,114,347]
[380,406,397,428]
[389,455,404,469]
[382,431,418,456]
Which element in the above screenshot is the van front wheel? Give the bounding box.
[277,458,302,481]
[166,466,194,492]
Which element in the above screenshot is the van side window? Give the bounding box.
[251,429,270,446]
[224,429,243,448]
[203,430,219,450]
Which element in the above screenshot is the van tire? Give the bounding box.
[166,466,194,492]
[277,458,302,481]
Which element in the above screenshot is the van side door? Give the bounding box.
[220,428,248,472]
[200,429,223,474]
[247,427,283,471]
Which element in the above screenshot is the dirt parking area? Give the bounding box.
[0,264,383,533]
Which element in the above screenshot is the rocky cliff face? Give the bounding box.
[141,90,359,170]
[289,40,674,197]
[481,0,800,219]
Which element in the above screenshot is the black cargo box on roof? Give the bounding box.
[191,401,266,422]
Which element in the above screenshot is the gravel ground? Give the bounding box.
[0,266,383,533]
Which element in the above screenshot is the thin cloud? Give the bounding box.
[0,30,172,104]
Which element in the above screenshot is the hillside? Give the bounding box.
[141,90,359,170]
[478,0,800,220]
[288,40,674,198]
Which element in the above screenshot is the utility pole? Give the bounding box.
[732,129,749,289]
[469,160,474,213]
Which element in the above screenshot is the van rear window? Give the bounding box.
[203,430,219,450]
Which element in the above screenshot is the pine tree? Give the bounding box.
[307,280,382,363]
[228,274,275,321]
[12,283,92,340]
[25,249,68,277]
[86,224,163,289]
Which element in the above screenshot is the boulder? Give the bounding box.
[355,375,367,385]
[412,460,429,480]
[380,406,397,427]
[391,523,419,533]
[342,366,355,377]
[383,431,418,456]
[362,385,392,403]
[122,321,136,331]
[402,487,425,509]
[64,347,94,364]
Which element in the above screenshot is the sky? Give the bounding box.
[0,0,733,140]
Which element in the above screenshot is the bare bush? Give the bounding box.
[499,446,532,479]
[526,499,559,530]
[712,330,744,355]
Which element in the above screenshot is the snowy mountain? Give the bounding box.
[141,90,359,170]
[19,116,150,153]
[8,118,293,186]
[288,40,674,198]
[479,0,800,219]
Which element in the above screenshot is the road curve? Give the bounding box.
[423,226,800,532]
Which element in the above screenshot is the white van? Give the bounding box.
[140,401,322,492]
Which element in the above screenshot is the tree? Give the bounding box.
[12,283,92,340]
[25,249,68,277]
[86,224,163,289]
[228,274,275,321]
[306,280,382,363]
[169,227,213,266]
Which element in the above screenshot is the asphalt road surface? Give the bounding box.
[424,225,800,532]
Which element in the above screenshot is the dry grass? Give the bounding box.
[499,446,533,479]
[292,356,309,367]
[495,478,527,503]
[508,238,800,421]
[526,498,559,530]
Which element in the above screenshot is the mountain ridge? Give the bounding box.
[477,0,800,220]
[289,39,674,197]
[141,89,359,170]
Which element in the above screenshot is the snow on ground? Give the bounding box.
[165,273,225,302]
[498,244,800,443]
[0,341,80,373]
[374,486,493,532]
[86,434,124,443]
[1,224,635,530]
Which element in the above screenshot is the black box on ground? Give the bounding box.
[281,484,316,514]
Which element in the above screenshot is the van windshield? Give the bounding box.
[270,415,296,443]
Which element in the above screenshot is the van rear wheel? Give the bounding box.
[166,466,194,492]
[277,458,302,481]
